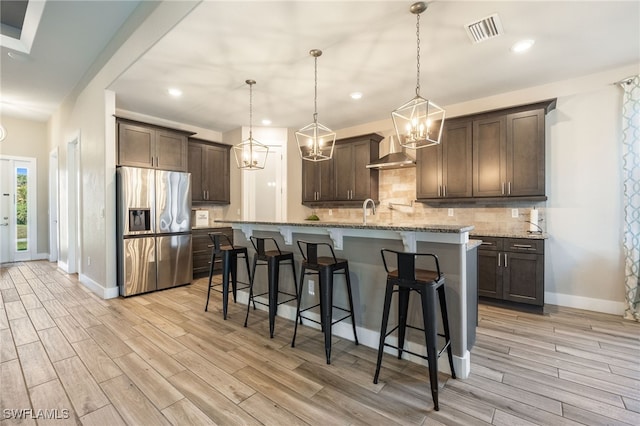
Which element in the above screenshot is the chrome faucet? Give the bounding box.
[363,198,376,225]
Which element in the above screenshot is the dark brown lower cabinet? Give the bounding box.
[192,227,233,278]
[477,236,544,311]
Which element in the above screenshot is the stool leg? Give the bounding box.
[268,257,279,338]
[243,251,254,308]
[222,252,232,320]
[205,252,217,312]
[320,266,334,364]
[243,256,259,327]
[438,284,456,379]
[397,287,410,359]
[291,265,306,348]
[343,264,358,345]
[290,258,298,309]
[374,280,394,384]
[422,285,440,411]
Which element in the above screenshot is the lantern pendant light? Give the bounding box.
[233,79,269,170]
[392,1,445,150]
[296,49,336,162]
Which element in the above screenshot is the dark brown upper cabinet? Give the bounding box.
[418,99,555,203]
[301,133,382,206]
[117,119,191,172]
[417,119,473,200]
[188,139,230,205]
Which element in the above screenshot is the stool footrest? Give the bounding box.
[250,292,297,308]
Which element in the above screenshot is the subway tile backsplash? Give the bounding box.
[310,168,546,235]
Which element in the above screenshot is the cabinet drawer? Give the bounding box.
[504,238,543,254]
[477,236,503,251]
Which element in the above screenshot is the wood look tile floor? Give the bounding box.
[1,261,639,425]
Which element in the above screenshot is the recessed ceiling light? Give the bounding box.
[350,92,363,100]
[261,119,272,126]
[168,88,183,97]
[511,39,535,53]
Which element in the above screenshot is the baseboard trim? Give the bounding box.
[57,260,69,273]
[545,291,624,316]
[78,273,119,299]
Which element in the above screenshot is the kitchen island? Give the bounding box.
[224,220,478,379]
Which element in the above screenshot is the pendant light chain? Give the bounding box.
[313,54,319,124]
[415,12,421,97]
[248,81,254,139]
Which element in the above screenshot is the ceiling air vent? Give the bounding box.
[465,13,504,44]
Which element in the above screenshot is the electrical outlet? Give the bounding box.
[308,280,315,296]
[328,209,332,216]
[87,256,91,266]
[511,208,519,218]
[448,208,454,217]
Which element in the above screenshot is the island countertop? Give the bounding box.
[222,220,474,233]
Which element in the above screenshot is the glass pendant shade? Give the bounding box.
[393,1,445,150]
[234,79,268,170]
[296,49,335,162]
[392,95,445,149]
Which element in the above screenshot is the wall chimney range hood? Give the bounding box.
[366,135,416,169]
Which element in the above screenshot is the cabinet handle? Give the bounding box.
[504,253,508,267]
[443,185,447,197]
[513,244,532,249]
[508,181,511,195]
[501,182,505,195]
[438,186,441,197]
[497,253,501,267]
[480,242,494,246]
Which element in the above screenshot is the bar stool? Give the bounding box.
[373,249,456,411]
[204,232,252,320]
[291,240,359,364]
[244,236,298,338]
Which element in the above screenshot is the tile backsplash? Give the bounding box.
[310,168,546,235]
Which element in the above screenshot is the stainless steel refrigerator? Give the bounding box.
[116,166,193,296]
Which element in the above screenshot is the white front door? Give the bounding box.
[0,156,37,263]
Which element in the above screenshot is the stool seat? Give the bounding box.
[291,240,358,364]
[373,249,456,411]
[204,232,252,320]
[244,236,298,338]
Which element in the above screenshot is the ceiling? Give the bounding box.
[2,1,639,134]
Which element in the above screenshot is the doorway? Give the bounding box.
[49,149,59,262]
[242,146,285,221]
[0,156,37,263]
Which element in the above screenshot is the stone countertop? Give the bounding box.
[470,231,547,240]
[192,222,233,230]
[467,239,483,250]
[224,220,474,234]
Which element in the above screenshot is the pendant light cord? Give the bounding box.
[249,82,254,140]
[313,55,318,125]
[415,12,421,97]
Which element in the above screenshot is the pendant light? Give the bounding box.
[233,79,269,170]
[392,2,445,150]
[296,49,336,162]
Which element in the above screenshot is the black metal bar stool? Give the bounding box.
[373,249,456,411]
[204,232,252,320]
[291,240,359,364]
[244,236,298,338]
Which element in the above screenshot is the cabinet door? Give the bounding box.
[352,140,377,201]
[301,160,319,202]
[473,116,506,197]
[204,145,230,203]
[503,252,544,306]
[156,130,188,171]
[188,143,205,202]
[442,120,472,198]
[506,109,545,196]
[416,143,441,199]
[333,144,353,200]
[478,249,502,299]
[118,122,154,168]
[318,159,334,201]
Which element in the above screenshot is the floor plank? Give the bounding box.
[2,261,639,426]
